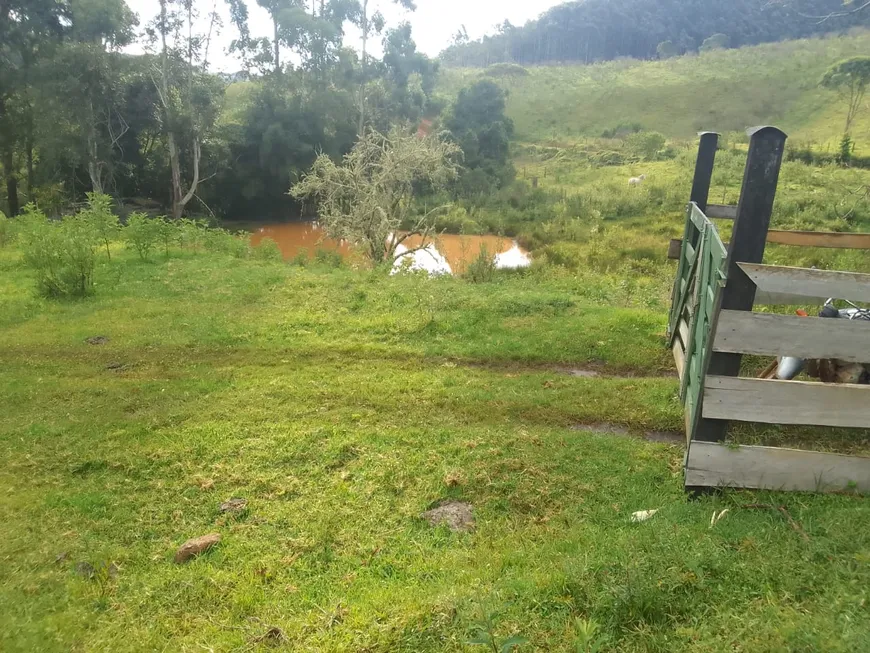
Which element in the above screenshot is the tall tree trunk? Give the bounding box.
[357,0,368,138]
[0,95,19,216]
[25,121,34,195]
[1,147,19,216]
[273,15,280,73]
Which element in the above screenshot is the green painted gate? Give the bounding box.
[668,203,728,437]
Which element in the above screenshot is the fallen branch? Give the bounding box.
[741,503,810,542]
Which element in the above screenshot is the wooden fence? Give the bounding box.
[668,128,870,494]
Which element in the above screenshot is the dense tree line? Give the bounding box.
[1,0,511,221]
[441,0,870,67]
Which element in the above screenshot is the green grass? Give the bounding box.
[440,30,870,147]
[1,245,870,651]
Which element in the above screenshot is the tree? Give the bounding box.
[444,80,515,197]
[656,40,678,59]
[150,0,222,219]
[820,56,870,135]
[43,0,138,195]
[290,128,460,265]
[700,33,729,52]
[0,0,68,215]
[354,0,416,137]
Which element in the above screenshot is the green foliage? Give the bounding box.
[124,212,163,262]
[17,204,99,298]
[700,33,729,52]
[656,40,678,59]
[79,193,119,260]
[0,210,12,247]
[839,133,854,165]
[445,80,515,197]
[484,63,530,79]
[821,55,870,134]
[440,0,870,66]
[468,609,528,652]
[574,618,610,653]
[625,131,667,160]
[291,128,460,265]
[464,244,497,283]
[253,237,284,262]
[313,247,343,268]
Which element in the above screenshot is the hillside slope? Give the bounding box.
[439,32,870,145]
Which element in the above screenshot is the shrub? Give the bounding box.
[0,210,12,247]
[79,193,119,260]
[484,62,530,78]
[291,247,309,267]
[464,244,497,283]
[177,218,208,251]
[313,247,343,268]
[625,131,667,160]
[18,204,99,298]
[125,212,163,261]
[254,237,284,262]
[700,33,729,52]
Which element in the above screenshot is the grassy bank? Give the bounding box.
[1,243,869,651]
[440,30,870,146]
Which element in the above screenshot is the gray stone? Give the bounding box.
[421,501,475,533]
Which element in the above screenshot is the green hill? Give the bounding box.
[440,31,870,146]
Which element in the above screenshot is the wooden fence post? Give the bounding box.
[668,133,719,338]
[693,126,788,444]
[690,132,719,212]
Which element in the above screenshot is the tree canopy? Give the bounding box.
[441,0,870,67]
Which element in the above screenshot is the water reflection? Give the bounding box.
[250,222,531,273]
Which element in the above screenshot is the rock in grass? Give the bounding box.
[219,498,248,514]
[75,561,96,578]
[421,501,475,533]
[174,533,221,563]
[254,626,287,645]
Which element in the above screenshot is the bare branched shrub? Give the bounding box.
[291,128,460,267]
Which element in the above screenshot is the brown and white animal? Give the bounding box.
[628,174,646,186]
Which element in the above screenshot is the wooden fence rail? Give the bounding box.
[668,128,870,495]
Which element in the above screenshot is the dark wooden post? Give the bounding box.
[690,132,719,213]
[669,133,719,337]
[693,126,788,444]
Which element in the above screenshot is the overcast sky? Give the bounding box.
[125,0,564,71]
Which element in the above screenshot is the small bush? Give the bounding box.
[18,204,99,298]
[254,237,284,262]
[125,213,163,261]
[80,193,119,260]
[625,131,667,160]
[291,247,309,267]
[464,244,497,283]
[313,247,343,268]
[0,210,12,247]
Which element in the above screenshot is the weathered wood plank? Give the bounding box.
[677,318,689,348]
[703,375,870,428]
[713,310,870,363]
[673,340,685,380]
[767,229,870,250]
[706,204,737,220]
[739,263,870,305]
[685,441,870,493]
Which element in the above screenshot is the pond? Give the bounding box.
[250,222,531,274]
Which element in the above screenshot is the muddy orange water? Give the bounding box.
[250,222,530,273]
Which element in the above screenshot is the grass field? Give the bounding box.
[440,30,870,147]
[4,30,870,652]
[2,242,870,652]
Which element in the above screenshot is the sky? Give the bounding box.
[125,0,564,71]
